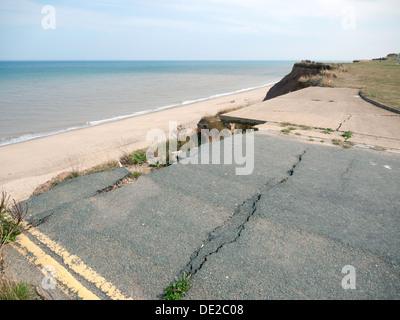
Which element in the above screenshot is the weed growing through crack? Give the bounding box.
[164,273,192,300]
[342,131,353,140]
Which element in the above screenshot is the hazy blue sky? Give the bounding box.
[0,0,399,61]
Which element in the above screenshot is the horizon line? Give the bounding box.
[0,59,352,63]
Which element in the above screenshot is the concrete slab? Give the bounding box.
[223,87,400,150]
[341,114,400,138]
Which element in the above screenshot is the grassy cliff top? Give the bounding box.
[330,54,400,110]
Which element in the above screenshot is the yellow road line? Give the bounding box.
[28,227,133,300]
[11,234,100,300]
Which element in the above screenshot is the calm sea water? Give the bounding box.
[0,61,293,146]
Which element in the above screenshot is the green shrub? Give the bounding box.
[342,131,353,140]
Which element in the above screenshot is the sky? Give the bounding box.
[0,0,399,61]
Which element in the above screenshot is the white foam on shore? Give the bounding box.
[0,82,274,147]
[0,125,87,147]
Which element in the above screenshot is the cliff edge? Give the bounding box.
[264,62,335,101]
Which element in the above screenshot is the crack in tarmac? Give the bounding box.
[336,115,353,131]
[340,156,357,190]
[94,173,133,195]
[176,150,307,281]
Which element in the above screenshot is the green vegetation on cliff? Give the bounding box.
[265,54,400,111]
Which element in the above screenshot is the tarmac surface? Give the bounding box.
[3,131,400,300]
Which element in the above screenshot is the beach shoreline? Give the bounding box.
[0,85,272,202]
[0,81,278,148]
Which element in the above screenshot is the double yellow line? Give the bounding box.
[11,226,133,300]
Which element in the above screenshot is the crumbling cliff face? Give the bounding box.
[264,62,333,101]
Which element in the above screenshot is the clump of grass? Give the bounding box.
[1,191,28,248]
[86,161,119,175]
[131,172,143,179]
[342,131,353,140]
[372,145,387,151]
[164,273,192,300]
[0,280,36,300]
[299,74,333,87]
[217,105,248,115]
[331,139,355,149]
[0,192,36,301]
[122,151,147,166]
[50,171,81,188]
[299,125,312,131]
[322,128,335,134]
[281,129,292,134]
[280,122,297,127]
[321,70,338,80]
[343,141,355,149]
[65,171,81,181]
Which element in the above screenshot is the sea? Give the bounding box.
[0,60,294,146]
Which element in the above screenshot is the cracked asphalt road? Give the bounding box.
[178,151,306,280]
[185,141,400,299]
[4,132,400,300]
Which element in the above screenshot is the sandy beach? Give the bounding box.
[0,85,271,202]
